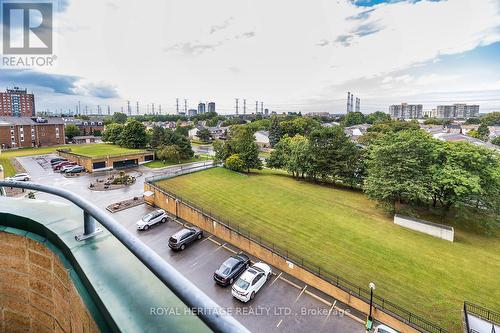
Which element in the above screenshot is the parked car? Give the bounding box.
[5,173,31,181]
[61,164,78,172]
[136,209,168,230]
[53,161,76,171]
[50,158,67,165]
[214,254,251,286]
[231,262,272,302]
[375,325,399,333]
[168,227,203,251]
[65,166,85,174]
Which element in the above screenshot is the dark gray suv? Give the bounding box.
[168,227,203,251]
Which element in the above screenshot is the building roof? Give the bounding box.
[433,133,499,150]
[73,135,97,140]
[0,116,64,126]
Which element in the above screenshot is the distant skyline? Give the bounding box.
[0,0,499,114]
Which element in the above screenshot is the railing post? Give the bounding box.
[75,210,103,241]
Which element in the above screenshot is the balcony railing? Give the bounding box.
[0,180,249,333]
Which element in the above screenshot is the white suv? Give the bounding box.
[231,262,272,302]
[136,209,168,230]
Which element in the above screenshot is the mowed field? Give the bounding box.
[70,143,144,157]
[157,167,500,331]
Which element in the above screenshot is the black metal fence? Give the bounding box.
[146,167,449,333]
[464,301,500,326]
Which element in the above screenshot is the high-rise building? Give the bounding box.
[389,103,423,119]
[198,103,206,114]
[436,104,479,119]
[188,109,197,117]
[0,87,35,117]
[207,102,216,113]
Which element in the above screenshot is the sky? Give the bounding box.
[1,0,500,115]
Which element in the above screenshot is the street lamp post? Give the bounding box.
[366,282,376,331]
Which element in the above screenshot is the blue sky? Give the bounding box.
[0,0,499,114]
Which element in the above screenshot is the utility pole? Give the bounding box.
[147,104,149,115]
[235,98,239,115]
[159,104,162,115]
[176,98,179,114]
[127,100,131,116]
[136,101,139,115]
[255,101,258,114]
[152,103,155,115]
[78,101,81,115]
[107,105,110,115]
[184,99,187,113]
[243,99,246,115]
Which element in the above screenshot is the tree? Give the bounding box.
[491,136,500,146]
[197,128,212,142]
[480,112,500,126]
[150,126,165,149]
[429,142,499,211]
[159,128,194,160]
[477,123,490,141]
[102,123,124,144]
[65,124,80,140]
[465,117,481,125]
[225,154,245,172]
[112,112,128,124]
[120,120,147,148]
[364,130,439,207]
[156,145,181,163]
[342,112,366,127]
[280,117,320,137]
[308,126,361,184]
[213,126,262,172]
[365,111,391,124]
[268,116,282,147]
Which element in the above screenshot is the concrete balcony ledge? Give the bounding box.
[0,196,210,333]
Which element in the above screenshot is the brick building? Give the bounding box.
[0,87,35,117]
[0,116,65,149]
[63,117,104,135]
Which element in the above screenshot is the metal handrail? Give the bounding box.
[0,180,249,333]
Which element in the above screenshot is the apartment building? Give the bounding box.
[436,104,479,119]
[0,116,65,149]
[389,103,423,119]
[0,87,35,117]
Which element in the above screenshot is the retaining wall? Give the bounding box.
[394,214,454,242]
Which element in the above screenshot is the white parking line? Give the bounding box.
[271,272,283,285]
[201,235,213,242]
[294,285,307,303]
[276,319,283,328]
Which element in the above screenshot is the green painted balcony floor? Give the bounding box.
[0,197,210,333]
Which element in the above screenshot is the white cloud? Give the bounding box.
[27,0,500,113]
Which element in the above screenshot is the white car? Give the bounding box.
[375,325,399,333]
[6,173,31,181]
[231,262,272,302]
[136,209,168,230]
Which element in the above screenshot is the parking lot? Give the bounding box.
[15,154,366,333]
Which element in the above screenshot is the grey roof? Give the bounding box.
[73,135,97,140]
[0,116,64,126]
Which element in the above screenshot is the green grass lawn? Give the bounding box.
[144,155,212,168]
[156,167,500,331]
[1,145,72,177]
[69,143,145,157]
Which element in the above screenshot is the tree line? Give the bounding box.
[221,119,499,217]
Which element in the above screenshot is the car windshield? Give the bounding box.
[377,329,394,333]
[235,278,250,290]
[142,214,153,222]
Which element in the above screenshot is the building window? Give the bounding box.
[20,135,24,142]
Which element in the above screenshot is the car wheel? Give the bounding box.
[24,177,29,181]
[229,278,234,284]
[143,225,149,230]
[197,233,202,240]
[267,272,272,280]
[250,292,255,300]
[161,217,166,223]
[180,244,186,251]
[246,262,250,268]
